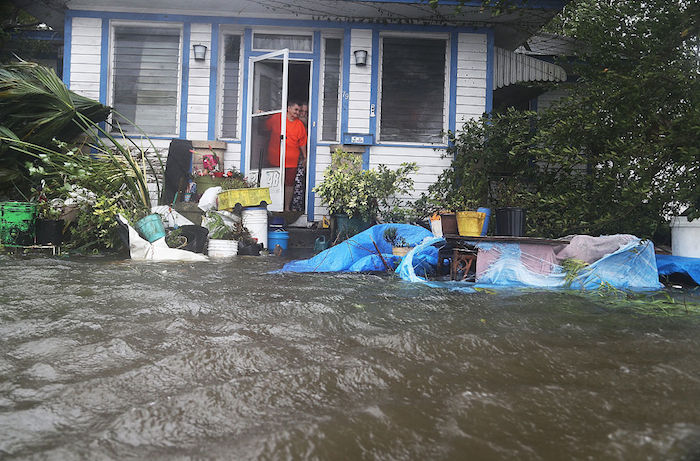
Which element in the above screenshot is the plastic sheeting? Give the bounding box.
[117,215,208,262]
[278,224,433,273]
[397,237,663,291]
[281,224,663,291]
[656,255,700,285]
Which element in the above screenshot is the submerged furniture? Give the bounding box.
[451,248,478,281]
[444,235,570,281]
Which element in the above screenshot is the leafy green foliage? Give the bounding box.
[383,226,408,247]
[421,0,699,238]
[314,149,418,221]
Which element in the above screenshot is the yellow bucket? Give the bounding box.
[456,211,486,237]
[217,187,271,211]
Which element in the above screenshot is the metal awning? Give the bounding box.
[494,46,567,89]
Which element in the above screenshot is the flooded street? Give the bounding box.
[1,255,699,460]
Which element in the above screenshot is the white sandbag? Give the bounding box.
[198,186,222,212]
[151,205,195,228]
[117,215,208,262]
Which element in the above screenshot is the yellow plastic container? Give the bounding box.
[456,211,486,237]
[217,187,271,211]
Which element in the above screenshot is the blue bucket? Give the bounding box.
[477,207,491,236]
[268,230,289,254]
[134,214,166,243]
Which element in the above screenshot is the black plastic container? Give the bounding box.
[495,208,526,237]
[36,219,64,245]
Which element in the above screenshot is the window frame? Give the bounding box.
[217,27,245,140]
[107,20,184,136]
[319,32,343,143]
[251,30,314,53]
[376,32,451,146]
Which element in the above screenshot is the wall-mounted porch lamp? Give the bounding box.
[193,44,208,61]
[353,49,368,66]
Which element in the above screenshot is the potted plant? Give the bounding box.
[383,226,412,257]
[205,211,239,257]
[36,199,65,246]
[313,149,417,241]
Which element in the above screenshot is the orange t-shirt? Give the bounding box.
[265,113,307,168]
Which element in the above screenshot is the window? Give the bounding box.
[321,38,341,141]
[379,37,447,144]
[111,25,181,135]
[252,33,312,52]
[220,34,241,138]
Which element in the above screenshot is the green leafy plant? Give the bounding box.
[205,212,252,242]
[220,168,254,190]
[313,149,418,221]
[383,226,409,248]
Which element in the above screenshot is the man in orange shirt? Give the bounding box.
[265,101,307,210]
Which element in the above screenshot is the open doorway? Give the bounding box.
[247,59,310,213]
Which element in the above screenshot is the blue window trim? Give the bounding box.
[99,19,109,105]
[486,28,494,114]
[449,31,458,134]
[62,16,72,87]
[368,29,379,147]
[306,31,322,221]
[180,23,191,138]
[340,28,351,146]
[207,25,219,139]
[239,28,253,173]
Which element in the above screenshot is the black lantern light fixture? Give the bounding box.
[353,49,368,66]
[193,44,208,61]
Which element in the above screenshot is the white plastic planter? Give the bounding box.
[670,216,700,258]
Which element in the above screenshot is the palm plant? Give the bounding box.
[0,61,164,212]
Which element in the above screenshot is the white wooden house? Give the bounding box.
[31,0,569,220]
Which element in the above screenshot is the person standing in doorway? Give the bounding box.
[265,100,308,210]
[299,103,309,128]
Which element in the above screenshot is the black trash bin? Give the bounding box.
[495,207,526,237]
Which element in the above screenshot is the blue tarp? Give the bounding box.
[656,254,700,285]
[278,224,432,273]
[281,225,664,292]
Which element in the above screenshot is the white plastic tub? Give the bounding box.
[208,239,238,258]
[670,216,700,258]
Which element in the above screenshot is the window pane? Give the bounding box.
[322,38,341,141]
[253,33,312,52]
[112,26,180,135]
[380,37,446,143]
[221,34,241,138]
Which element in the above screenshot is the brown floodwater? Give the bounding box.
[1,254,699,460]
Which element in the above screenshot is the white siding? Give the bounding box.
[186,23,212,140]
[69,17,102,101]
[223,143,242,174]
[312,145,335,217]
[347,29,372,133]
[456,32,488,125]
[369,146,451,203]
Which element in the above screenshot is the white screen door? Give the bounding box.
[245,49,289,212]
